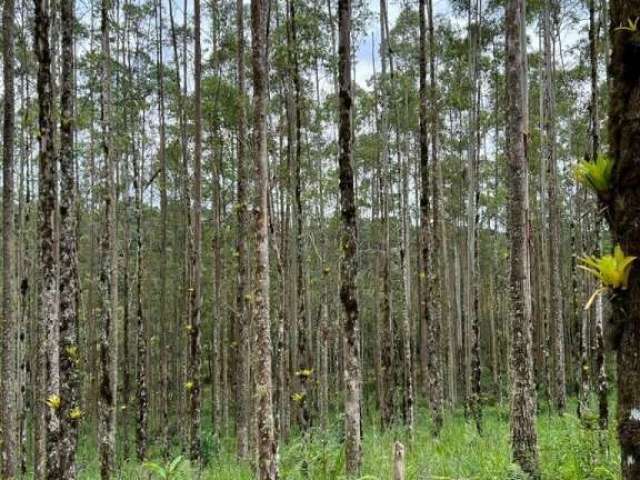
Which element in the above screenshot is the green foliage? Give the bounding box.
[142,455,185,480]
[579,245,636,290]
[574,155,614,194]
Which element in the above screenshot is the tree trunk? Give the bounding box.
[235,0,251,459]
[542,0,566,414]
[1,0,18,472]
[98,0,118,474]
[420,0,443,436]
[251,0,278,475]
[59,0,80,473]
[338,0,362,472]
[607,1,640,476]
[505,0,539,476]
[35,0,61,474]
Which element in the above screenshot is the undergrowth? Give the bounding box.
[69,399,619,479]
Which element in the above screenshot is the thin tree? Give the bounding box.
[189,0,203,462]
[1,0,18,472]
[155,0,170,455]
[235,0,251,458]
[59,0,80,473]
[607,1,640,477]
[589,0,607,431]
[542,0,566,413]
[98,0,118,474]
[338,0,362,472]
[505,0,539,476]
[420,0,443,436]
[251,0,278,475]
[35,0,61,474]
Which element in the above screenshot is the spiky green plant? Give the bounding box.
[143,455,185,480]
[579,245,636,309]
[574,155,614,194]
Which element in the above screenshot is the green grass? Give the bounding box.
[72,400,620,479]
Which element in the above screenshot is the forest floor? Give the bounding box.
[74,398,619,479]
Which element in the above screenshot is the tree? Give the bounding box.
[98,0,118,474]
[338,0,362,472]
[59,0,81,473]
[608,1,640,477]
[542,0,566,414]
[419,0,443,436]
[1,0,18,473]
[35,0,61,474]
[505,0,539,476]
[251,0,278,475]
[188,0,203,462]
[235,0,251,458]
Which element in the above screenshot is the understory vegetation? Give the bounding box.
[71,398,619,480]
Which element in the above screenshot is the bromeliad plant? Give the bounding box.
[143,455,185,480]
[574,155,614,196]
[579,244,637,309]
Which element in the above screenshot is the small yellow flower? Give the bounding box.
[69,407,83,420]
[185,381,195,391]
[46,394,61,410]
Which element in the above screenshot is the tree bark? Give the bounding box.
[235,0,251,459]
[1,0,18,472]
[338,0,362,472]
[59,0,80,473]
[188,0,203,462]
[607,1,640,477]
[35,0,61,474]
[420,0,443,435]
[505,0,539,476]
[251,0,278,475]
[542,0,566,414]
[98,0,118,474]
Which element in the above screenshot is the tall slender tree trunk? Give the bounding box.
[155,0,170,456]
[420,0,443,436]
[1,0,18,473]
[134,120,148,461]
[251,0,278,475]
[235,0,251,458]
[338,0,362,472]
[505,0,539,476]
[378,0,394,429]
[59,0,80,473]
[542,0,566,414]
[589,0,608,431]
[98,0,118,474]
[607,1,640,477]
[189,0,203,461]
[35,0,61,474]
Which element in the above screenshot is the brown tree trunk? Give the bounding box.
[607,1,640,476]
[506,0,539,476]
[235,0,251,459]
[35,0,61,474]
[1,0,18,473]
[420,0,443,436]
[59,0,80,473]
[542,0,566,414]
[189,0,203,461]
[251,0,278,475]
[338,0,362,472]
[98,0,118,474]
[155,0,170,456]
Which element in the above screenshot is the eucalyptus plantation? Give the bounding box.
[0,0,634,477]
